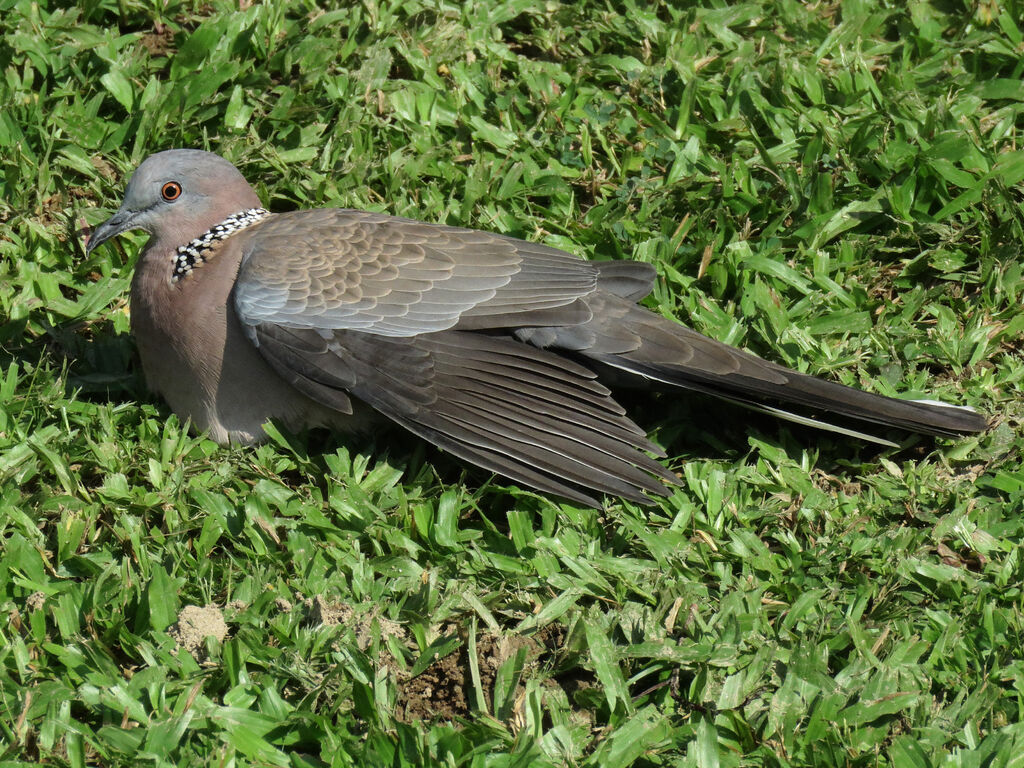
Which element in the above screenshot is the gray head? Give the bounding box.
[86,150,262,255]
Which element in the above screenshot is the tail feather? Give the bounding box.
[560,293,988,440]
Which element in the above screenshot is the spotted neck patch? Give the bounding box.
[172,208,271,282]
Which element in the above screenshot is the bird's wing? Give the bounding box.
[231,210,672,503]
[250,323,678,506]
[233,209,616,336]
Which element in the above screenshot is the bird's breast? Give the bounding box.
[129,240,352,443]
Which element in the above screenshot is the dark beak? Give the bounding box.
[86,208,139,255]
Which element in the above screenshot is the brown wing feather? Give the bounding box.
[233,210,600,336]
[250,323,677,505]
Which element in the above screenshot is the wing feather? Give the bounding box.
[249,324,676,504]
[234,209,598,337]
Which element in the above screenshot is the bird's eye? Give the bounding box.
[161,181,183,201]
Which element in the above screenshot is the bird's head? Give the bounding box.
[86,149,262,254]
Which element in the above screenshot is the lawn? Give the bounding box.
[1,0,1023,765]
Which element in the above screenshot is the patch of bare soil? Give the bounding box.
[307,596,406,650]
[168,604,229,659]
[396,645,471,722]
[140,22,176,57]
[306,600,586,725]
[396,623,569,724]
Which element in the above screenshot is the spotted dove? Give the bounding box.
[85,150,987,505]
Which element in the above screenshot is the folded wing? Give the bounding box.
[233,210,674,503]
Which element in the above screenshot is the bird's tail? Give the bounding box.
[526,292,988,442]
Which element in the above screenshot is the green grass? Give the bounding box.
[2,0,1024,765]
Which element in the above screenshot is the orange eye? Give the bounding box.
[161,181,182,201]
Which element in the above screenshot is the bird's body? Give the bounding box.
[88,150,987,505]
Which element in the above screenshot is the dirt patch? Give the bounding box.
[396,628,559,724]
[396,645,470,722]
[168,605,229,659]
[475,633,538,712]
[307,597,406,650]
[140,23,176,57]
[303,601,578,725]
[274,597,293,613]
[309,596,353,627]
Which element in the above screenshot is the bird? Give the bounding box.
[85,149,988,506]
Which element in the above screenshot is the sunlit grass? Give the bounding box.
[1,0,1022,765]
